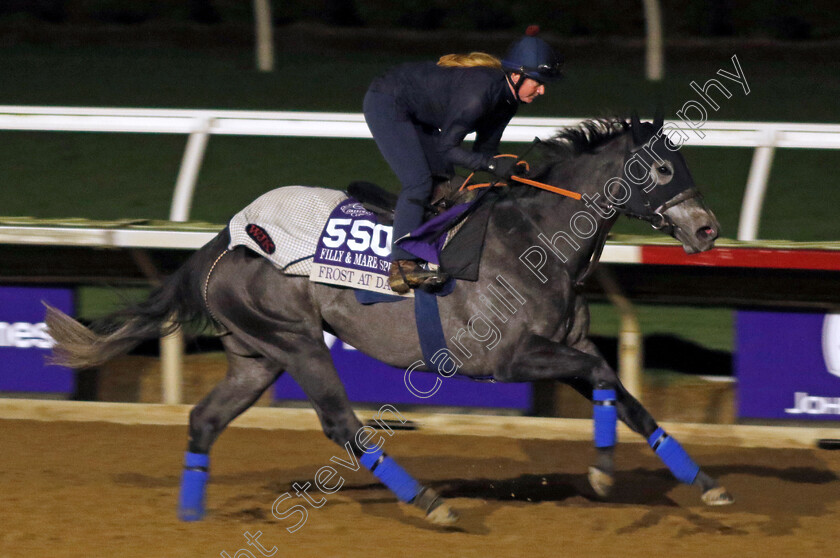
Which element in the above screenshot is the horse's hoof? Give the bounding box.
[425,502,459,525]
[588,466,614,498]
[178,503,206,521]
[414,487,459,525]
[701,486,735,506]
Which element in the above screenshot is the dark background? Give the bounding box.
[0,0,833,40]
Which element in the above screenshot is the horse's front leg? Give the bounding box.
[501,335,734,506]
[497,335,622,497]
[568,336,734,505]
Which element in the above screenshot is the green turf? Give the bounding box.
[0,44,394,111]
[2,43,839,121]
[76,286,152,319]
[2,44,837,237]
[587,302,734,352]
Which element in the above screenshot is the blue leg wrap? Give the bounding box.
[360,449,422,503]
[178,452,209,521]
[593,389,617,448]
[648,428,700,485]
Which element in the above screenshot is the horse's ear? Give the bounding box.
[630,111,643,145]
[653,106,664,132]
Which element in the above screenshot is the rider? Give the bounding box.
[362,26,563,294]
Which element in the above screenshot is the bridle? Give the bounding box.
[596,135,704,235]
[608,187,704,235]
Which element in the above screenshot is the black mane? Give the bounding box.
[542,117,628,160]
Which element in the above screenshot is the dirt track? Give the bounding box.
[2,419,839,558]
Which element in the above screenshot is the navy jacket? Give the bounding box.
[368,61,518,171]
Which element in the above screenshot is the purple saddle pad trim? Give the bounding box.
[396,201,474,265]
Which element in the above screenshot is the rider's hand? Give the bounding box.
[487,157,521,180]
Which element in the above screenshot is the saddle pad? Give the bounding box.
[438,193,498,281]
[228,186,347,276]
[228,185,471,296]
[310,198,404,296]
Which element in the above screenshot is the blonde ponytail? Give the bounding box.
[437,52,502,69]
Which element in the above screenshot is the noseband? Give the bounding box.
[612,187,703,233]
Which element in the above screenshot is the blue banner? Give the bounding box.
[0,286,75,394]
[274,333,531,409]
[736,310,840,420]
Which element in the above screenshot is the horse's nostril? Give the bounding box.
[696,226,717,241]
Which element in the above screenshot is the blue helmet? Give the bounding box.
[501,26,563,83]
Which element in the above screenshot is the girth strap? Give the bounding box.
[414,288,449,371]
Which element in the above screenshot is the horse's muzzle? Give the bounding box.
[660,192,720,254]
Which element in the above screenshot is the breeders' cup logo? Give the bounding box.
[821,314,840,378]
[340,202,372,218]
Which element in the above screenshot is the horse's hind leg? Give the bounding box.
[280,340,459,525]
[179,337,282,521]
[205,265,458,524]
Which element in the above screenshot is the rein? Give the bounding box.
[452,135,699,283]
[459,146,699,233]
[459,137,580,201]
[511,175,581,199]
[463,173,582,201]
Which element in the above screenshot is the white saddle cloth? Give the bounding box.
[228,186,347,276]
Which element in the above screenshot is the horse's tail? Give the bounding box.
[46,230,228,369]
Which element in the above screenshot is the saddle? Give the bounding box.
[347,177,496,282]
[347,177,480,226]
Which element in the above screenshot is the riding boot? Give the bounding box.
[388,260,449,294]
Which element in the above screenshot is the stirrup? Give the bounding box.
[389,260,448,294]
[389,262,411,294]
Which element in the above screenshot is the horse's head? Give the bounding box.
[617,112,720,254]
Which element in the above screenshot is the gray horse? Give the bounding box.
[46,116,733,526]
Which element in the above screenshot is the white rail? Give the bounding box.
[3,106,840,241]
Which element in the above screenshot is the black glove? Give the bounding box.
[486,157,520,180]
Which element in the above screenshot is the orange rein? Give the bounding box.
[509,175,581,200]
[458,155,582,201]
